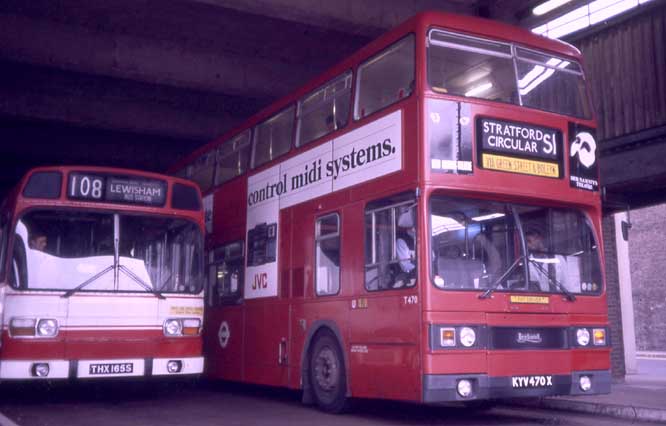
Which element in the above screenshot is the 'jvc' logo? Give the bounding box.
[252,273,268,290]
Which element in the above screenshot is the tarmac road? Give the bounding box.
[0,380,648,426]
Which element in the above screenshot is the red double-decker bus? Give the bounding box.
[172,11,609,411]
[0,166,205,380]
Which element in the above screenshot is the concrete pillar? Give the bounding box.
[602,215,626,379]
[614,212,637,374]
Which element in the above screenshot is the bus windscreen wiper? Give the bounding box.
[119,265,165,299]
[61,265,114,298]
[478,255,524,299]
[528,257,576,302]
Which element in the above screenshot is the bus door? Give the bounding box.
[349,196,421,400]
[206,240,245,381]
[242,210,289,386]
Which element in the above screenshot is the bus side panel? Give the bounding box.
[204,305,244,381]
[348,292,421,401]
[243,300,289,386]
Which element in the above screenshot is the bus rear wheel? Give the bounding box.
[309,331,348,413]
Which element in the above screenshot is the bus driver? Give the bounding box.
[395,206,416,288]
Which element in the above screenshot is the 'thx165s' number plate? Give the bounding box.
[511,375,553,388]
[89,362,134,375]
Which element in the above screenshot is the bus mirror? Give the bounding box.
[621,220,631,242]
[621,206,632,242]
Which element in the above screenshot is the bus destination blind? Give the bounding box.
[68,172,167,206]
[477,117,562,179]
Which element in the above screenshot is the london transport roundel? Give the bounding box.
[218,321,230,348]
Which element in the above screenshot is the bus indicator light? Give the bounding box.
[592,329,606,346]
[441,328,456,347]
[9,318,36,337]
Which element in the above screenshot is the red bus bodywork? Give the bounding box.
[172,12,609,408]
[0,166,205,380]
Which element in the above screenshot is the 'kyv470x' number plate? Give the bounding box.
[511,375,553,388]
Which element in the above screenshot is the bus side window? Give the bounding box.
[187,151,216,193]
[0,215,7,280]
[354,34,415,120]
[208,241,244,306]
[315,213,340,296]
[296,71,352,147]
[215,130,251,186]
[252,105,295,169]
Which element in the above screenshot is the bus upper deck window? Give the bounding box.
[297,72,352,147]
[215,130,251,185]
[515,47,591,119]
[252,105,295,169]
[354,35,415,120]
[187,151,215,193]
[427,30,516,104]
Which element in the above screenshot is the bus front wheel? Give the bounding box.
[309,331,349,413]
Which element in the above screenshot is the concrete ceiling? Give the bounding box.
[0,0,552,193]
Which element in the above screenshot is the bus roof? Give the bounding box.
[3,165,202,217]
[170,10,584,172]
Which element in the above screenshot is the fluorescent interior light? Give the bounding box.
[432,216,464,235]
[471,213,506,222]
[465,82,493,97]
[533,0,572,16]
[532,0,649,39]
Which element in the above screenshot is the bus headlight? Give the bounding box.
[576,328,590,346]
[459,327,476,347]
[37,319,59,337]
[164,319,183,336]
[163,318,201,337]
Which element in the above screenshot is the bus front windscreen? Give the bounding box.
[11,210,203,294]
[427,29,592,119]
[430,195,602,296]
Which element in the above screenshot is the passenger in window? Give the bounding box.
[29,230,48,252]
[395,207,416,288]
[326,115,342,133]
[525,228,568,292]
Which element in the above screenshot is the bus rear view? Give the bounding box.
[0,167,205,380]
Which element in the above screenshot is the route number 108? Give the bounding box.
[69,173,104,200]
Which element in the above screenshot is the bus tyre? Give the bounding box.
[309,331,349,413]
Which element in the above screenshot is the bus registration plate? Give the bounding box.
[511,375,553,388]
[89,362,134,375]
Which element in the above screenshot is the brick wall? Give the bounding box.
[628,204,666,352]
[603,215,626,378]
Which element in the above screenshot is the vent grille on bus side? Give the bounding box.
[171,183,201,211]
[23,171,62,199]
[489,327,568,350]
